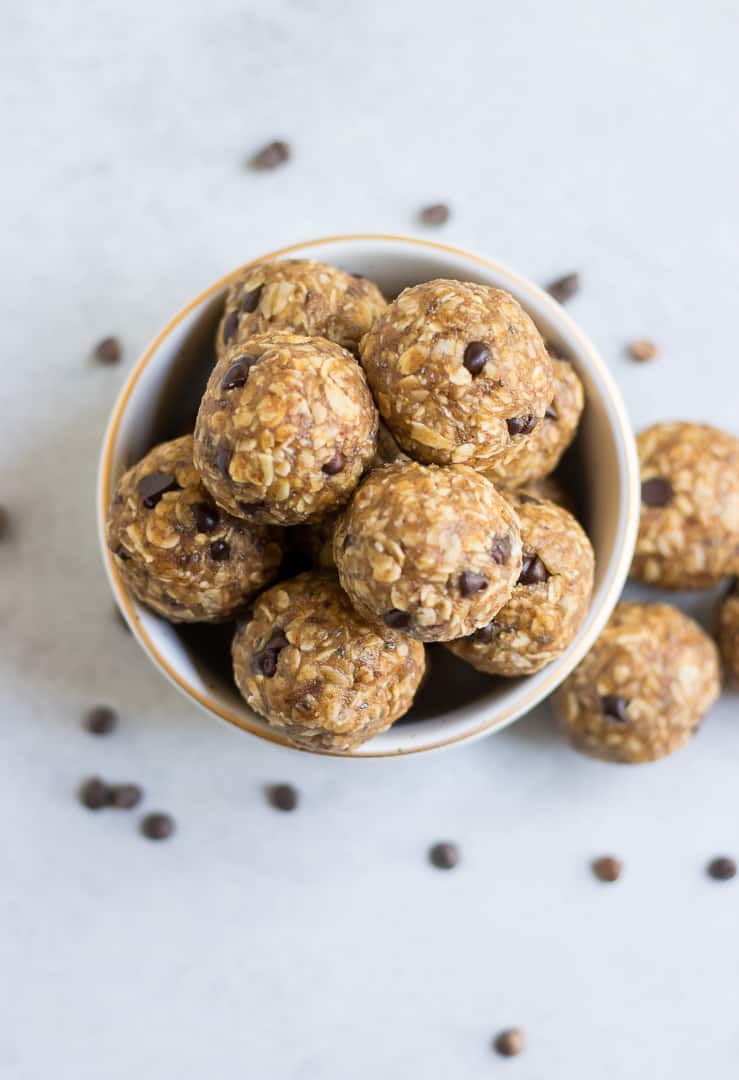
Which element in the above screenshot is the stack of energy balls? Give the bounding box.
[107,259,593,752]
[557,421,739,764]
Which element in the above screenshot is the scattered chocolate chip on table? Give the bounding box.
[267,783,299,812]
[140,812,175,841]
[628,338,658,362]
[93,336,122,364]
[250,140,291,170]
[545,272,580,304]
[79,777,111,810]
[419,202,450,225]
[109,784,143,810]
[84,705,118,735]
[429,842,459,870]
[493,1028,526,1057]
[592,855,623,882]
[707,856,736,882]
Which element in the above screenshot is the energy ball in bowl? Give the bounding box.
[556,602,720,763]
[106,436,283,622]
[717,579,739,682]
[447,492,594,676]
[481,359,584,488]
[216,259,386,357]
[333,462,523,642]
[232,572,426,753]
[631,422,739,588]
[359,279,553,468]
[194,331,378,526]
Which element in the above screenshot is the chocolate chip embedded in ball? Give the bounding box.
[384,609,411,629]
[601,694,629,722]
[463,341,490,376]
[221,356,257,390]
[241,286,263,313]
[592,855,622,882]
[213,447,233,477]
[267,783,299,812]
[507,416,538,437]
[459,570,488,597]
[85,705,118,735]
[322,452,346,475]
[429,842,459,870]
[140,812,175,840]
[209,539,230,562]
[252,630,289,677]
[490,535,512,565]
[518,553,550,586]
[493,1028,525,1057]
[222,310,239,345]
[641,476,674,507]
[192,502,219,534]
[138,472,179,509]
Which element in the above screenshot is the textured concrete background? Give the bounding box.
[2,2,738,1077]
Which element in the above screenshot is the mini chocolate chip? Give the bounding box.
[252,630,289,677]
[267,783,299,812]
[707,856,736,881]
[518,553,550,586]
[85,705,118,735]
[109,783,143,809]
[209,539,230,561]
[545,403,558,420]
[459,570,488,596]
[592,855,622,882]
[214,447,232,477]
[384,609,410,629]
[138,472,178,509]
[507,416,538,437]
[493,1029,525,1057]
[463,341,490,376]
[222,310,239,345]
[429,842,459,870]
[491,534,512,565]
[322,452,346,475]
[419,203,450,225]
[546,272,580,303]
[222,356,256,390]
[516,492,540,505]
[140,812,175,840]
[641,476,674,507]
[79,777,111,810]
[629,339,658,362]
[114,545,131,561]
[93,336,122,364]
[474,621,498,644]
[241,286,263,313]
[601,694,629,722]
[192,502,219,533]
[251,140,290,169]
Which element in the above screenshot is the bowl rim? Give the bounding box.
[97,232,639,758]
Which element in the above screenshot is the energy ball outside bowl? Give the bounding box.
[481,359,584,488]
[216,259,386,358]
[446,492,594,676]
[231,572,426,753]
[106,436,283,622]
[333,461,523,642]
[556,602,720,764]
[358,279,554,468]
[194,331,378,526]
[631,422,739,589]
[717,579,739,682]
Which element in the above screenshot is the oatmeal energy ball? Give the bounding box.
[359,279,554,468]
[556,602,720,763]
[334,462,523,642]
[717,580,739,682]
[481,359,584,488]
[447,492,594,676]
[194,331,378,526]
[631,422,739,588]
[216,259,386,357]
[232,572,426,752]
[106,436,283,622]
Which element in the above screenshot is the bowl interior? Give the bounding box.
[101,236,638,756]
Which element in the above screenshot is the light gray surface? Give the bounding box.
[1,2,738,1077]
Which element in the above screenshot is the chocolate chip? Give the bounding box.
[322,452,346,475]
[140,812,175,840]
[267,783,299,812]
[459,570,488,596]
[516,492,540,505]
[114,545,131,561]
[214,447,232,477]
[463,341,490,376]
[474,621,498,644]
[545,403,559,420]
[628,339,658,362]
[251,140,290,169]
[241,286,263,313]
[429,842,459,870]
[138,472,178,509]
[222,356,256,390]
[507,416,538,437]
[491,534,512,565]
[192,502,219,533]
[592,855,622,882]
[641,476,674,507]
[253,630,289,677]
[384,609,410,629]
[342,534,354,551]
[93,336,122,364]
[209,539,230,561]
[222,310,239,345]
[546,272,580,303]
[493,1029,525,1057]
[109,783,143,809]
[707,856,736,881]
[419,203,450,225]
[518,553,549,586]
[85,705,118,735]
[79,777,111,810]
[601,694,629,722]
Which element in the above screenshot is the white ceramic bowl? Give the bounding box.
[98,234,639,757]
